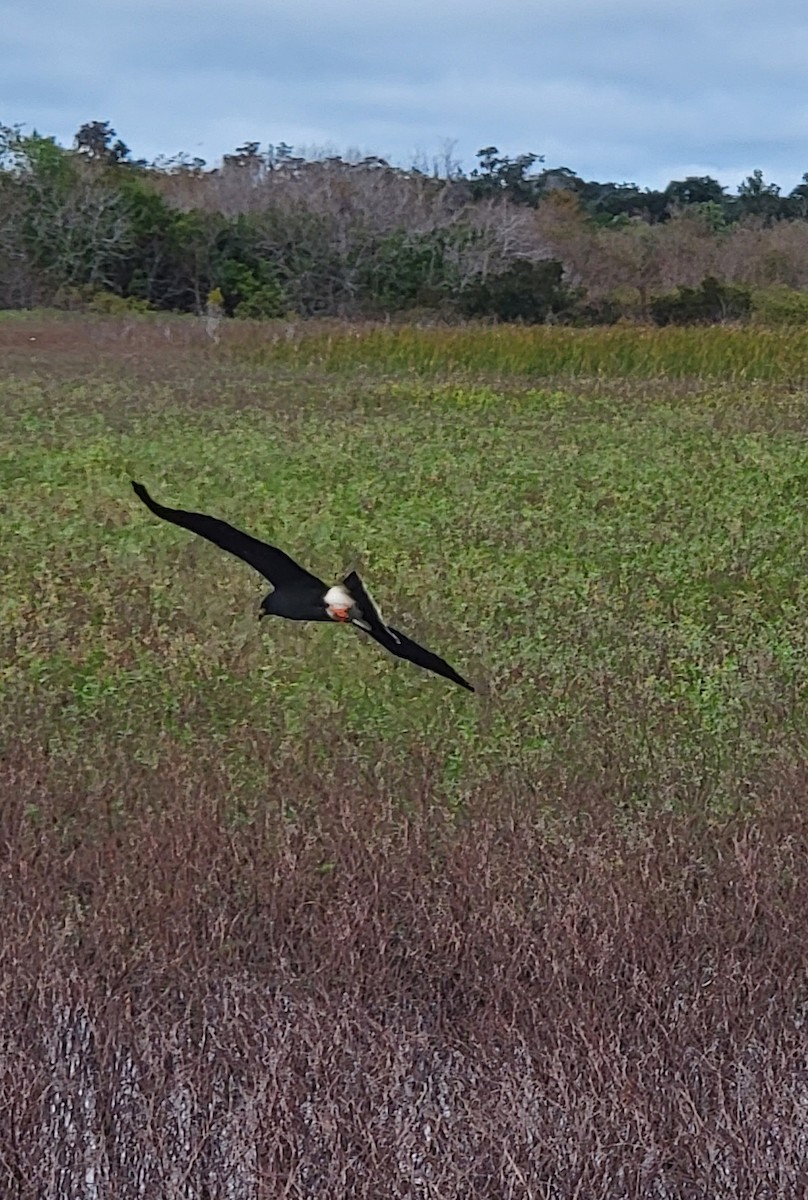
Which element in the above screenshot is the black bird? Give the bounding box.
[131,482,474,691]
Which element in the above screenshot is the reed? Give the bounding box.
[226,319,808,381]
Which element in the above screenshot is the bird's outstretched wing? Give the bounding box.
[344,570,473,690]
[363,621,474,691]
[131,482,325,590]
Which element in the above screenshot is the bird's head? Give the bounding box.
[324,583,354,623]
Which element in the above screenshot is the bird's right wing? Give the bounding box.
[132,482,325,589]
[363,621,475,692]
[342,571,401,643]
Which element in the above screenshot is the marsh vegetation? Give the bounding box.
[2,316,808,1196]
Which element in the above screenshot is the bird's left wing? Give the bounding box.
[132,482,325,590]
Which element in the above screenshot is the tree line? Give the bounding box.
[4,120,808,324]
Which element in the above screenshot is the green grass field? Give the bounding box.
[2,318,807,812]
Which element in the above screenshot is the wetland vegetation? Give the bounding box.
[2,315,808,1195]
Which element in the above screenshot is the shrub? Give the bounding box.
[457,258,573,323]
[650,275,752,326]
[86,290,154,315]
[750,284,808,325]
[218,262,287,319]
[358,229,458,314]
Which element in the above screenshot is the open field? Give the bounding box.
[3,316,808,1195]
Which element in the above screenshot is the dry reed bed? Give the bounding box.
[2,741,807,1198]
[5,313,808,383]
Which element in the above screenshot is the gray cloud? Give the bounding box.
[3,0,808,191]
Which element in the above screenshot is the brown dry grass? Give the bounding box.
[3,736,808,1197]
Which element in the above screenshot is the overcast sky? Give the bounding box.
[4,0,808,192]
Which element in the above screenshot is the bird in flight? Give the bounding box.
[131,482,474,691]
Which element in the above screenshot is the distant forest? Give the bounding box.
[5,119,808,325]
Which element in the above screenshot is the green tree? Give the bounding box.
[664,176,725,208]
[787,173,808,218]
[650,276,751,325]
[115,174,217,309]
[10,132,133,293]
[737,170,784,222]
[358,229,458,312]
[581,181,668,224]
[470,147,546,206]
[74,120,131,165]
[458,258,571,322]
